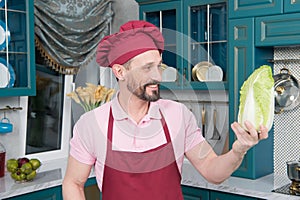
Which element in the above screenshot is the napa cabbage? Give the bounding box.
[238,65,274,131]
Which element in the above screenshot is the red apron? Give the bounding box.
[102,108,183,200]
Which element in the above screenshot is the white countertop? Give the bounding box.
[0,158,299,199]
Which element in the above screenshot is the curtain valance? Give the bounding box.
[34,0,113,74]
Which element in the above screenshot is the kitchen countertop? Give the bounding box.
[0,158,299,199]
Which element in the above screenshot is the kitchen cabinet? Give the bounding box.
[3,177,100,200]
[136,0,228,90]
[182,185,210,199]
[228,0,283,19]
[0,0,36,97]
[3,186,62,200]
[256,13,300,47]
[210,190,262,200]
[284,0,300,13]
[183,0,227,90]
[137,0,183,90]
[182,186,263,200]
[228,17,274,179]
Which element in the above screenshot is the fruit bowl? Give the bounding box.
[6,157,41,183]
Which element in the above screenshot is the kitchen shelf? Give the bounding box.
[0,106,22,112]
[268,59,300,63]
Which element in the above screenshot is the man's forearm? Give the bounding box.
[205,147,245,184]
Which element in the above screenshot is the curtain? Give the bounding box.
[34,0,113,74]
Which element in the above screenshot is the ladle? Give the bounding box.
[201,104,206,137]
[210,108,220,140]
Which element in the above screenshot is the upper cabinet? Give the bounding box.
[284,0,300,13]
[184,0,227,90]
[137,0,228,90]
[0,0,36,97]
[228,0,283,19]
[138,0,182,90]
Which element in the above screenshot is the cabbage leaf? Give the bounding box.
[238,65,274,131]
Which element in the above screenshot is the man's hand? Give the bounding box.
[231,120,268,156]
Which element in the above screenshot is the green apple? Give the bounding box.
[29,158,41,170]
[6,159,18,173]
[26,170,37,181]
[20,162,33,175]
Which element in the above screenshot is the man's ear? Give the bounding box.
[112,64,126,81]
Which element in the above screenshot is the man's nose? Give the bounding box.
[151,67,162,82]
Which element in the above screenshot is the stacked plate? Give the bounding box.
[0,17,14,88]
[0,58,15,88]
[0,0,4,8]
[192,61,223,82]
[0,20,10,50]
[161,64,177,82]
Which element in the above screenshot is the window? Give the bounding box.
[20,54,73,161]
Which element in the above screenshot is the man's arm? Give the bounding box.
[185,120,268,184]
[62,156,93,200]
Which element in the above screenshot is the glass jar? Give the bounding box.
[0,142,6,177]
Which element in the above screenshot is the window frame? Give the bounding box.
[19,75,73,162]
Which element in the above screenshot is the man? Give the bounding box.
[62,20,268,200]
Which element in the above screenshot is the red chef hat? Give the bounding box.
[96,20,164,67]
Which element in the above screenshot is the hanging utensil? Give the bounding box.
[201,104,206,137]
[210,108,220,140]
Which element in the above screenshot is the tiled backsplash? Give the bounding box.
[161,90,229,155]
[273,47,300,175]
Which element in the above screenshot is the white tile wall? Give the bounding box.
[273,47,300,175]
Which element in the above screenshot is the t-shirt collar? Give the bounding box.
[111,93,161,121]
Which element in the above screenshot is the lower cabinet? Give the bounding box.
[4,186,62,200]
[4,177,101,200]
[182,185,210,200]
[182,186,264,200]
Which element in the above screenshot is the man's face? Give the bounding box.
[125,50,163,102]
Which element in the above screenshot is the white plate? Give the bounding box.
[0,0,4,8]
[0,58,15,88]
[162,66,177,82]
[206,65,223,81]
[0,20,11,51]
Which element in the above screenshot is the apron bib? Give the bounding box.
[102,107,183,200]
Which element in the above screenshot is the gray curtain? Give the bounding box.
[34,0,113,74]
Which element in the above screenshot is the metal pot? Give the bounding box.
[287,160,300,182]
[273,68,300,114]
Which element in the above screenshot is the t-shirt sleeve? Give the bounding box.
[183,105,205,153]
[69,124,96,165]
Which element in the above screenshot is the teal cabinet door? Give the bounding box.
[256,13,300,47]
[0,0,36,97]
[4,186,62,200]
[183,0,228,90]
[182,185,210,200]
[228,0,283,19]
[228,18,274,179]
[138,0,183,90]
[284,0,300,13]
[137,0,228,90]
[210,191,261,200]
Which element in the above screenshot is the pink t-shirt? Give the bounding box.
[69,97,204,190]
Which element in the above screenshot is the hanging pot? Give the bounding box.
[273,68,300,114]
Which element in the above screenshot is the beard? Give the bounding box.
[127,80,160,102]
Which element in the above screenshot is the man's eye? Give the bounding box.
[143,66,151,71]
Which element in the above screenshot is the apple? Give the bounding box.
[17,157,30,168]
